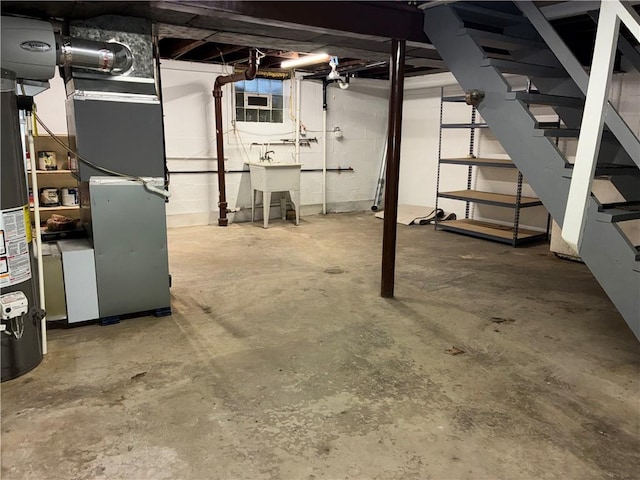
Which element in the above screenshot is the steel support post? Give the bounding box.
[381,39,406,298]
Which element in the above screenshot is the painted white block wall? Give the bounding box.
[399,78,548,231]
[32,71,67,135]
[31,61,389,228]
[161,59,388,227]
[31,64,638,234]
[399,71,639,233]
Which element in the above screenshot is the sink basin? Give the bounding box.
[248,162,301,191]
[248,162,302,228]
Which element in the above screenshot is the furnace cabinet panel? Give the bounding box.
[57,239,100,323]
[89,178,170,318]
[66,97,165,181]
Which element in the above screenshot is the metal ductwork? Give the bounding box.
[57,37,133,74]
[1,16,134,81]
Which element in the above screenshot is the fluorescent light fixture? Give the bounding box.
[281,53,331,69]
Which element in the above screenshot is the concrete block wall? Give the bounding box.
[32,62,389,228]
[160,60,389,227]
[398,71,640,232]
[32,71,67,135]
[32,65,638,232]
[610,69,640,137]
[399,76,549,231]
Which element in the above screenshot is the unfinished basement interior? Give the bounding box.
[0,1,639,478]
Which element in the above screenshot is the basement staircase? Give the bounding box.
[423,0,640,339]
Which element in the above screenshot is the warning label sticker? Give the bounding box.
[0,206,32,288]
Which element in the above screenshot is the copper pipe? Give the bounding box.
[381,39,406,298]
[213,49,257,226]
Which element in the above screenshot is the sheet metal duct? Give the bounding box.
[57,37,133,74]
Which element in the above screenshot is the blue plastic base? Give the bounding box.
[100,316,120,326]
[154,307,172,317]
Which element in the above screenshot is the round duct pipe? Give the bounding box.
[57,37,133,74]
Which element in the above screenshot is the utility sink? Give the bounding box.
[247,162,301,228]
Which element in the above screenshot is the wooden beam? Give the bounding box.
[201,45,246,61]
[167,39,207,59]
[160,1,430,44]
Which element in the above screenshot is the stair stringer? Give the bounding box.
[424,4,640,340]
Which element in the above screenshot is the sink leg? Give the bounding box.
[291,190,300,226]
[251,189,256,223]
[281,194,287,220]
[263,191,271,228]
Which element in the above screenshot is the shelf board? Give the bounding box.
[437,219,548,245]
[438,189,542,208]
[27,169,74,174]
[440,157,515,168]
[30,205,79,211]
[441,123,489,129]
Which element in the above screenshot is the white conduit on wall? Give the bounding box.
[26,113,47,356]
[295,77,301,164]
[322,107,327,215]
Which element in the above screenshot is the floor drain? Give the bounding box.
[324,267,344,274]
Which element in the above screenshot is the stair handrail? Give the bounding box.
[560,0,640,252]
[519,0,639,252]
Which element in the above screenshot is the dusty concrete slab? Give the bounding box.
[2,212,639,479]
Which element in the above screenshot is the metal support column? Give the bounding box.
[381,39,406,298]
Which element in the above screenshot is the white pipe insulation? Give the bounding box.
[322,108,327,215]
[295,77,301,164]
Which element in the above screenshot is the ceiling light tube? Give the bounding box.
[281,53,331,69]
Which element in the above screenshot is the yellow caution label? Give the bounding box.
[23,205,32,243]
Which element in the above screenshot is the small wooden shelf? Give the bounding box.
[438,189,542,208]
[438,219,548,245]
[30,205,79,212]
[27,169,74,174]
[439,157,515,168]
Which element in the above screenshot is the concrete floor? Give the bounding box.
[2,212,639,479]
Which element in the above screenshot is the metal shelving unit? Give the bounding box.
[434,88,549,247]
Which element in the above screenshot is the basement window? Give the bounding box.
[235,78,284,123]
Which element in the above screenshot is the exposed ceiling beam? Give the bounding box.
[201,45,246,62]
[167,39,207,59]
[157,1,431,44]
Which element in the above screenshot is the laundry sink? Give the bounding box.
[247,162,301,228]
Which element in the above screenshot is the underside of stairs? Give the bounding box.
[423,0,640,339]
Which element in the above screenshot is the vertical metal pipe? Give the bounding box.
[322,109,327,214]
[322,80,328,215]
[381,39,406,298]
[213,49,257,226]
[213,90,228,226]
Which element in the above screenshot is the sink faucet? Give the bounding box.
[262,150,275,162]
